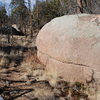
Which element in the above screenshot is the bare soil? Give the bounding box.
[0,35,89,100]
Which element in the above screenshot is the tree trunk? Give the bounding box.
[27,0,33,38]
[59,0,67,15]
[7,34,10,43]
[76,0,83,13]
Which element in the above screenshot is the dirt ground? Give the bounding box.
[0,35,90,100]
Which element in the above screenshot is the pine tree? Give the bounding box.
[0,5,8,26]
[10,0,29,31]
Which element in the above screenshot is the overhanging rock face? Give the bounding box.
[36,14,100,89]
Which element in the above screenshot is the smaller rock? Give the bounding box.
[15,97,31,100]
[79,98,85,100]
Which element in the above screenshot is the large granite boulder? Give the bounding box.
[36,14,100,88]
